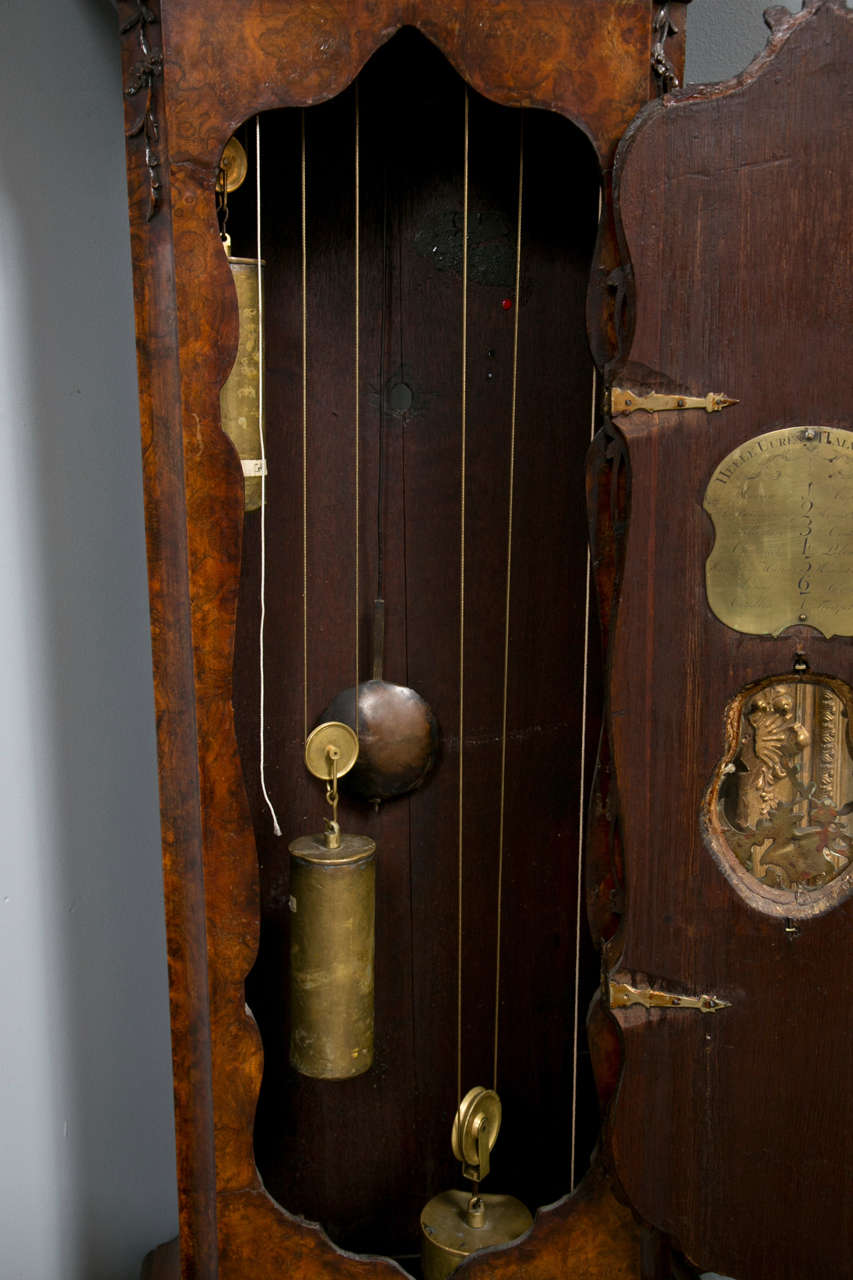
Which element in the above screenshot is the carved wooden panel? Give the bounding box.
[599,3,853,1276]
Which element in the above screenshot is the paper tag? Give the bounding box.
[241,459,268,477]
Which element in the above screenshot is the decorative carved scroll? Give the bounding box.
[651,4,680,93]
[121,1,163,220]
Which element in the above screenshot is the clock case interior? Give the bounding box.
[228,30,601,1260]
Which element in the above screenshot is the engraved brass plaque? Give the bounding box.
[704,427,853,637]
[715,681,853,896]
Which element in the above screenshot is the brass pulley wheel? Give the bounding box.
[451,1087,502,1170]
[304,722,359,781]
[217,136,249,193]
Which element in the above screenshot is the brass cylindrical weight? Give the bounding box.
[219,255,264,511]
[289,831,376,1079]
[421,1191,533,1280]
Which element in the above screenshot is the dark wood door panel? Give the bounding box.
[604,5,853,1276]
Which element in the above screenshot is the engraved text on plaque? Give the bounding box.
[704,427,853,637]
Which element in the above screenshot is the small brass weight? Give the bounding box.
[289,722,376,1079]
[420,1088,533,1279]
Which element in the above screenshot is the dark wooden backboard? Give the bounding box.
[600,3,853,1276]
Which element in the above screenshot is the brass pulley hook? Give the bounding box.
[323,744,342,849]
[420,1086,532,1279]
[303,721,359,847]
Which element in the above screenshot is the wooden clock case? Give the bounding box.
[113,2,726,1278]
[124,2,853,1278]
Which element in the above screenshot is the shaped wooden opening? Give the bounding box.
[219,29,602,1262]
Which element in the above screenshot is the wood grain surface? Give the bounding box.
[600,3,853,1276]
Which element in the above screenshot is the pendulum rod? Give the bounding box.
[256,114,282,835]
[569,185,604,1189]
[301,109,309,744]
[456,86,470,1110]
[492,113,525,1093]
[377,161,389,606]
[314,90,436,805]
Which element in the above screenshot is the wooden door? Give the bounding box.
[596,4,853,1276]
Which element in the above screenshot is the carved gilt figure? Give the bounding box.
[720,683,853,891]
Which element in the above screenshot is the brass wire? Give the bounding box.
[301,110,309,745]
[492,114,525,1093]
[456,87,469,1110]
[299,95,362,748]
[569,185,604,1188]
[354,87,361,737]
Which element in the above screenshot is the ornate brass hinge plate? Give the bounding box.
[608,978,730,1014]
[609,387,739,417]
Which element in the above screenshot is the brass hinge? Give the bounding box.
[609,387,739,417]
[608,978,730,1014]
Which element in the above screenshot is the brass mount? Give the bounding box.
[608,977,730,1014]
[304,722,360,849]
[217,136,249,193]
[609,386,739,416]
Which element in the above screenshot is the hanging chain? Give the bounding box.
[217,166,230,248]
[323,747,342,848]
[651,4,680,94]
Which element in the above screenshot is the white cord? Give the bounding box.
[256,114,282,836]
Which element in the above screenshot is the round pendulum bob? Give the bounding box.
[420,1088,533,1280]
[319,678,438,805]
[319,600,439,805]
[289,722,377,1079]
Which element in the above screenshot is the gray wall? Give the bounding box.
[0,2,793,1276]
[686,0,775,83]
